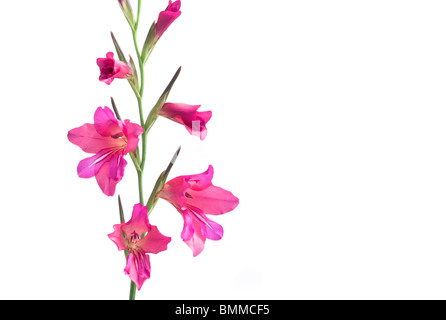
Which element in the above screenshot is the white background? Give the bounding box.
[1,0,446,300]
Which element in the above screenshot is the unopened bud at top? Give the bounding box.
[141,1,182,64]
[118,0,135,28]
[155,0,181,39]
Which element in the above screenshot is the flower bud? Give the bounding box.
[141,1,181,64]
[155,0,181,40]
[118,0,135,28]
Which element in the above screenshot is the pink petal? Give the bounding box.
[113,60,132,79]
[169,0,181,12]
[108,152,127,181]
[123,120,144,154]
[187,185,239,215]
[159,102,201,115]
[183,219,205,257]
[158,103,212,140]
[108,224,128,251]
[138,224,171,254]
[187,111,211,140]
[94,153,126,196]
[94,107,124,138]
[68,123,119,154]
[99,76,114,85]
[187,206,223,240]
[124,250,151,290]
[77,150,112,179]
[185,165,214,191]
[157,177,190,210]
[122,204,150,238]
[96,56,112,69]
[180,210,195,241]
[155,3,181,39]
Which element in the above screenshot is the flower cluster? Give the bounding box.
[67,0,238,298]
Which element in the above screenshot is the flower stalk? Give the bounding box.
[129,0,144,300]
[67,0,239,301]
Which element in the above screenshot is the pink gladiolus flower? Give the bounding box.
[155,0,181,40]
[158,103,212,140]
[158,165,239,256]
[67,106,143,196]
[108,204,171,290]
[97,52,132,85]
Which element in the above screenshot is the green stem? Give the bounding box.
[128,0,144,302]
[129,281,137,300]
[137,171,144,204]
[130,0,146,200]
[132,0,147,172]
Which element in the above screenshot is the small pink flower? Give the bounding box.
[97,52,132,85]
[158,103,212,140]
[108,204,171,290]
[158,165,239,256]
[155,0,182,40]
[67,106,143,196]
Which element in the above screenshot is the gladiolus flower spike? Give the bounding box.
[67,0,238,300]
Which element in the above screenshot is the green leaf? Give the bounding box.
[146,146,182,215]
[118,195,125,224]
[129,152,142,173]
[110,97,122,121]
[118,195,130,258]
[110,31,128,65]
[118,0,135,30]
[141,21,156,64]
[110,32,140,98]
[144,66,182,131]
[164,145,181,181]
[128,54,139,90]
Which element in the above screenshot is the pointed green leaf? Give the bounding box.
[141,21,156,64]
[118,195,130,258]
[110,97,122,121]
[118,0,135,30]
[164,145,181,181]
[144,66,182,131]
[118,195,125,224]
[110,31,128,65]
[146,146,182,215]
[128,54,139,90]
[132,146,140,164]
[129,152,142,173]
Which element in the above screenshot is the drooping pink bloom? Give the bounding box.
[158,103,212,140]
[67,106,143,196]
[97,52,132,85]
[158,165,239,256]
[108,204,171,290]
[155,0,182,40]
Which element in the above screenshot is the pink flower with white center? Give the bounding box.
[158,165,239,256]
[108,204,171,290]
[155,0,181,40]
[67,106,143,196]
[97,52,132,85]
[158,103,212,140]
